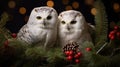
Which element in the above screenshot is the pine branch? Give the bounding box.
[94,0,108,45]
[0,12,11,39]
[0,12,9,27]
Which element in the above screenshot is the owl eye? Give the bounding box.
[61,21,66,24]
[47,15,52,20]
[36,16,42,20]
[70,21,76,24]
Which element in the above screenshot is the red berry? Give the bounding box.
[75,59,80,63]
[65,51,70,56]
[110,35,115,40]
[4,40,9,48]
[74,54,79,58]
[69,50,73,55]
[67,56,72,61]
[77,52,82,57]
[109,34,112,38]
[11,33,17,38]
[86,48,92,51]
[114,26,119,30]
[110,31,115,35]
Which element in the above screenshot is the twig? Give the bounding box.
[96,42,108,54]
[96,41,112,54]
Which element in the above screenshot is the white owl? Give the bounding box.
[17,6,58,49]
[58,10,92,47]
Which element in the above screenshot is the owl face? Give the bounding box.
[27,6,58,29]
[58,10,86,34]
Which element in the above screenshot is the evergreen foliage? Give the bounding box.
[94,0,108,46]
[0,0,120,67]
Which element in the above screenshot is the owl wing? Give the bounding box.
[17,24,33,44]
[87,23,95,42]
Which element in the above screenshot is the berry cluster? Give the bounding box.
[109,26,120,40]
[63,42,82,63]
[3,33,17,48]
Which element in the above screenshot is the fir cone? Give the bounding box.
[63,41,79,53]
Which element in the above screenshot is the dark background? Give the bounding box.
[0,0,120,33]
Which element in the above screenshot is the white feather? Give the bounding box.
[58,10,93,47]
[17,6,58,49]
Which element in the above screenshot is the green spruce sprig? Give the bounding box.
[94,0,108,46]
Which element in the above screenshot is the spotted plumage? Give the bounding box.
[58,10,93,47]
[17,6,58,49]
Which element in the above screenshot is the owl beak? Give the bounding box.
[43,22,46,26]
[67,26,70,31]
[43,19,46,26]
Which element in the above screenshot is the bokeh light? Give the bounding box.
[113,3,120,12]
[72,1,79,9]
[91,8,97,15]
[47,1,54,7]
[62,0,69,5]
[19,7,26,15]
[8,1,16,8]
[85,0,94,5]
[65,5,72,10]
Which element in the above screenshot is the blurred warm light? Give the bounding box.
[85,0,94,5]
[8,1,16,8]
[62,0,69,5]
[19,7,26,15]
[72,1,79,9]
[47,1,54,7]
[91,8,97,15]
[65,5,72,10]
[113,3,120,12]
[24,16,29,22]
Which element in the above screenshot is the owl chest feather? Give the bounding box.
[29,26,56,42]
[61,30,81,41]
[29,27,48,41]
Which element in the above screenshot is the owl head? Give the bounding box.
[27,6,58,29]
[58,10,88,33]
